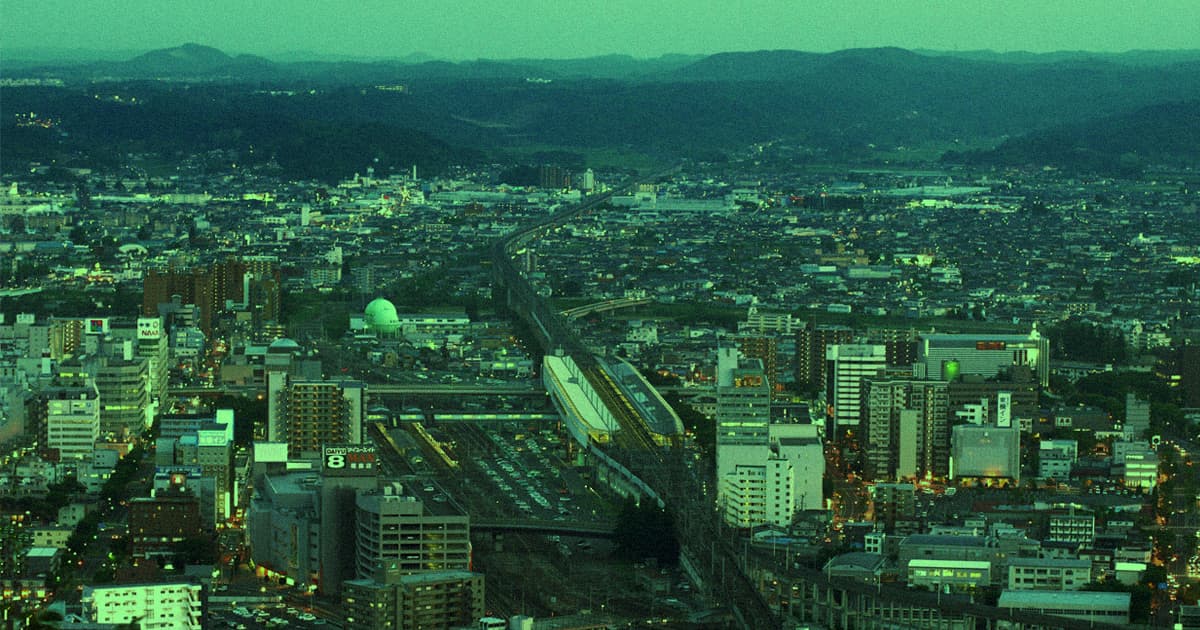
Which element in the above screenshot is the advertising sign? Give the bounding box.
[322,444,378,476]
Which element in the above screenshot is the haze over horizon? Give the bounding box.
[4,0,1200,61]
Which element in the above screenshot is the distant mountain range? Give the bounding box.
[12,42,1200,83]
[4,44,1200,179]
[4,43,704,81]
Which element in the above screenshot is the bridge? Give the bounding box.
[472,517,616,538]
[560,296,652,320]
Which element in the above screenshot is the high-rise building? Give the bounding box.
[796,324,853,392]
[142,265,218,337]
[246,448,379,595]
[143,257,281,339]
[947,366,1038,429]
[169,410,236,522]
[716,350,771,449]
[92,351,150,439]
[1124,393,1151,440]
[1181,344,1200,408]
[733,334,781,398]
[872,483,917,534]
[715,343,824,527]
[110,318,169,421]
[863,378,949,481]
[269,376,365,458]
[44,385,100,460]
[825,344,887,430]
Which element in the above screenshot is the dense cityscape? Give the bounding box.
[3,10,1200,630]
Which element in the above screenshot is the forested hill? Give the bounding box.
[942,100,1200,173]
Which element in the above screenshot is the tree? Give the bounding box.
[26,609,63,630]
[612,499,680,566]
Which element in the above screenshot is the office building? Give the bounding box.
[906,559,991,593]
[872,483,917,534]
[917,329,1050,387]
[947,366,1038,429]
[1007,558,1091,591]
[93,350,150,438]
[169,410,236,521]
[825,344,887,430]
[716,347,771,448]
[104,317,170,423]
[1121,450,1159,489]
[128,473,203,558]
[44,384,100,460]
[1047,512,1095,545]
[247,449,379,595]
[733,334,781,398]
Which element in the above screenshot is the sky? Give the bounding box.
[4,0,1200,61]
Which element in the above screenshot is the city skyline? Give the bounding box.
[4,0,1200,61]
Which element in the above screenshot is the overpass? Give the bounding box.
[472,517,616,538]
[168,385,259,397]
[366,384,544,396]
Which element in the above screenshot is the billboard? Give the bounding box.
[322,444,378,476]
[137,317,163,340]
[996,392,1012,428]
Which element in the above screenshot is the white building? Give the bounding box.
[825,344,887,429]
[1122,450,1159,489]
[997,590,1129,625]
[1038,439,1077,481]
[82,581,203,630]
[717,423,824,528]
[1007,557,1091,591]
[45,385,100,460]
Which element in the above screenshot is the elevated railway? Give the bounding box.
[490,171,782,630]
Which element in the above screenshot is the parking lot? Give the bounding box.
[408,419,616,522]
[208,598,333,629]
